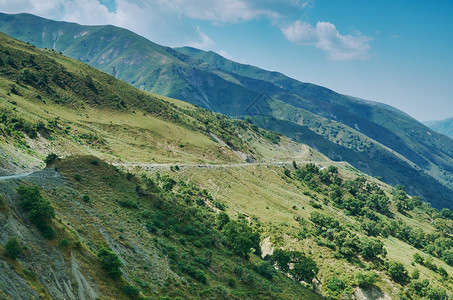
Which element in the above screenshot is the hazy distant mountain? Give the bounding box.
[2,12,453,208]
[424,118,453,139]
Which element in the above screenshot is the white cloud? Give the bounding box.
[282,20,372,60]
[0,0,216,48]
[187,26,215,49]
[0,0,372,60]
[173,0,310,23]
[217,50,234,60]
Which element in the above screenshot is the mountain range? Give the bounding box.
[0,12,453,210]
[425,118,453,139]
[1,19,453,300]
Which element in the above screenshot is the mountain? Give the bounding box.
[1,12,453,210]
[2,31,453,300]
[0,31,326,299]
[425,117,453,139]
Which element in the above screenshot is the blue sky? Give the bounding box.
[0,0,452,121]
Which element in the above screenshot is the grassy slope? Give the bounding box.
[2,12,453,209]
[157,163,453,298]
[176,47,453,209]
[118,158,453,299]
[0,156,323,299]
[0,33,453,299]
[0,32,317,171]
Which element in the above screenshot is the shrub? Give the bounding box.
[360,237,386,259]
[82,195,90,202]
[442,249,453,266]
[194,270,207,283]
[17,185,55,235]
[5,237,22,259]
[437,267,448,278]
[290,252,318,283]
[387,262,409,284]
[411,269,420,280]
[59,239,69,248]
[254,261,275,280]
[271,249,291,272]
[326,276,346,293]
[121,285,140,298]
[39,224,55,239]
[118,199,138,209]
[309,200,322,209]
[227,277,236,288]
[355,271,378,287]
[216,212,230,229]
[222,221,261,257]
[97,247,122,279]
[413,253,425,264]
[425,286,448,300]
[74,174,82,181]
[44,153,59,165]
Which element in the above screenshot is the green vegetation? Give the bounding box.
[0,24,452,299]
[97,247,122,280]
[3,13,453,210]
[44,153,59,165]
[5,237,22,259]
[33,156,321,299]
[355,271,378,287]
[17,185,55,238]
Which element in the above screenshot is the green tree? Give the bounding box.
[223,221,261,257]
[97,247,122,279]
[254,261,275,280]
[387,261,409,284]
[328,165,338,174]
[442,249,453,266]
[216,212,230,230]
[5,237,22,259]
[360,237,386,259]
[44,153,59,165]
[270,249,291,272]
[17,185,55,236]
[355,271,378,287]
[289,251,318,283]
[329,185,343,205]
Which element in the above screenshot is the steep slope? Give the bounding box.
[0,12,263,113]
[176,47,453,208]
[1,32,453,300]
[1,12,453,209]
[425,118,453,139]
[0,31,320,176]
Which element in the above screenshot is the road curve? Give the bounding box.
[0,173,33,181]
[113,160,347,171]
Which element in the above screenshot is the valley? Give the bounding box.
[1,12,452,209]
[0,15,452,300]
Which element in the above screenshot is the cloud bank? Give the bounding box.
[0,0,371,59]
[282,20,371,60]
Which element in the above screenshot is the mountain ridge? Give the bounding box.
[1,28,453,300]
[425,117,453,139]
[1,12,453,209]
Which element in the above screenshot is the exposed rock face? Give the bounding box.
[0,173,98,300]
[354,286,392,300]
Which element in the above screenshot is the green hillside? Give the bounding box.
[1,12,452,210]
[425,118,453,139]
[1,31,453,300]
